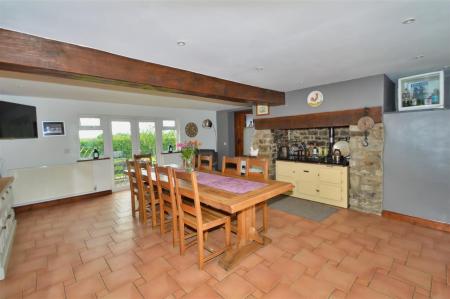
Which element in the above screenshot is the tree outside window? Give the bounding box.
[162,120,178,152]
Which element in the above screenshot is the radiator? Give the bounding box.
[8,159,112,206]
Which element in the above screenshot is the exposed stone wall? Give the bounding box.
[348,123,384,214]
[251,129,277,178]
[274,127,350,147]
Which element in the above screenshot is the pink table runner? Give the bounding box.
[196,172,267,194]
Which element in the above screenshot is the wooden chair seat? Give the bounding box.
[182,206,229,231]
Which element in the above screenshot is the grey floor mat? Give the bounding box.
[268,195,338,222]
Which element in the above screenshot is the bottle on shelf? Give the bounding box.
[92,148,100,160]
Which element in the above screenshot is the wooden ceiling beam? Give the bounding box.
[254,106,382,130]
[0,29,285,105]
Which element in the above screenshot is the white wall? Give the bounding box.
[0,95,217,171]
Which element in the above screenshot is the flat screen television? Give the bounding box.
[0,100,38,139]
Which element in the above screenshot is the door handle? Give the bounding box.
[303,170,309,173]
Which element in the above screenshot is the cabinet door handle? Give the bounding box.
[303,170,309,173]
[316,189,320,192]
[1,196,5,201]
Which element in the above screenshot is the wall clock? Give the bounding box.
[185,122,198,137]
[307,91,324,107]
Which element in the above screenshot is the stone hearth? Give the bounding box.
[251,124,384,215]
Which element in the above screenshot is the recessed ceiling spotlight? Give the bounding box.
[401,17,416,24]
[255,66,264,72]
[413,54,425,60]
[177,40,186,46]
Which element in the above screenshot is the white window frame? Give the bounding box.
[78,116,107,160]
[161,119,180,154]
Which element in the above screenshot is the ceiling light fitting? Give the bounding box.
[413,55,425,60]
[401,17,416,25]
[177,41,186,46]
[255,66,264,72]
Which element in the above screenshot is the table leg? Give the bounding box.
[219,205,271,270]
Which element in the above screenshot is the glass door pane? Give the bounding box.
[111,121,132,187]
[138,122,157,163]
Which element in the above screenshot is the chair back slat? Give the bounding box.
[141,160,156,193]
[222,156,242,176]
[126,160,139,186]
[134,153,152,161]
[173,170,202,225]
[246,158,269,179]
[197,155,213,171]
[155,165,176,206]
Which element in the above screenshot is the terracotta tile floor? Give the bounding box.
[1,191,450,299]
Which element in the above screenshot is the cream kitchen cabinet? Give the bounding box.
[275,160,348,208]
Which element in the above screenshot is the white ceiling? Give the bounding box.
[0,0,449,93]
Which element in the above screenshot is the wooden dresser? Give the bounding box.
[276,160,349,208]
[0,177,15,280]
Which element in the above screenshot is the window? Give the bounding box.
[79,117,104,159]
[162,120,178,153]
[139,122,157,162]
[80,117,101,126]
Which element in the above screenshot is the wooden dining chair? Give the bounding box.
[221,156,242,176]
[126,160,142,220]
[197,154,213,172]
[155,165,179,247]
[245,158,269,232]
[140,160,160,227]
[133,153,152,162]
[173,170,231,269]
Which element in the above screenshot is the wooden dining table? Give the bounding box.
[126,165,293,270]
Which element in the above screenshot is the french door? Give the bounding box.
[111,120,133,188]
[110,119,158,189]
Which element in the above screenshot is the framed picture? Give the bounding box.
[398,71,444,111]
[42,121,65,137]
[256,104,270,116]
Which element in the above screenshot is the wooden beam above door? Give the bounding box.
[0,29,285,105]
[254,106,382,130]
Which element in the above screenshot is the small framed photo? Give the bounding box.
[398,71,444,111]
[256,104,270,116]
[42,121,65,137]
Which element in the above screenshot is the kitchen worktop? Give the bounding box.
[276,156,349,167]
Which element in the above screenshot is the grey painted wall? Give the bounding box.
[216,110,235,170]
[256,74,385,118]
[383,110,450,224]
[383,75,396,112]
[251,73,450,223]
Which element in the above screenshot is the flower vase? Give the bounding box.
[184,156,194,173]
